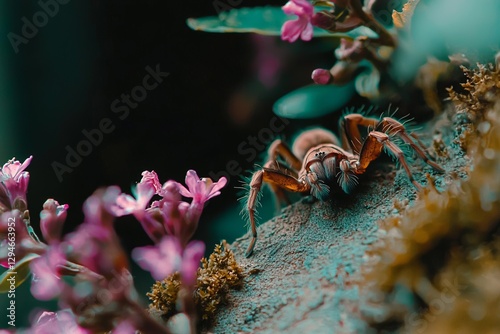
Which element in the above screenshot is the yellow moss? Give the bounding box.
[147,241,244,325]
[195,240,244,321]
[447,63,500,150]
[363,62,500,332]
[147,272,182,318]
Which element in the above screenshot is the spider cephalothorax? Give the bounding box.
[243,113,444,257]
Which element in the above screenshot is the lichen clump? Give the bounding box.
[147,241,244,324]
[363,61,500,332]
[447,62,500,150]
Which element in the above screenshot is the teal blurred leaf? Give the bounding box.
[0,253,40,293]
[273,83,355,119]
[187,6,378,39]
[355,63,380,99]
[393,0,500,80]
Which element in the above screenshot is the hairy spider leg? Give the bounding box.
[342,114,444,173]
[267,139,303,170]
[264,140,302,208]
[375,117,444,172]
[245,167,310,257]
[358,131,423,190]
[339,113,380,154]
[245,140,309,257]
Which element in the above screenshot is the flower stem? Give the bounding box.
[124,296,172,334]
[350,0,397,47]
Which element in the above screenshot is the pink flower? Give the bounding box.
[65,189,129,276]
[140,170,162,194]
[181,240,205,286]
[132,236,205,284]
[110,182,154,218]
[132,236,182,280]
[30,247,66,300]
[112,320,136,334]
[335,38,366,62]
[281,0,314,42]
[31,310,90,334]
[65,222,128,277]
[157,180,182,203]
[0,210,44,268]
[175,170,227,205]
[0,156,32,209]
[40,199,69,244]
[84,187,119,227]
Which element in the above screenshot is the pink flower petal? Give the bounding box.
[184,170,200,194]
[30,248,66,300]
[132,236,182,280]
[181,241,205,286]
[140,170,162,194]
[281,19,307,42]
[300,22,314,41]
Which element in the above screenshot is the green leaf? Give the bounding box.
[0,253,40,293]
[273,83,355,119]
[187,7,378,39]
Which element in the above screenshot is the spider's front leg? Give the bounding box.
[341,113,444,173]
[245,139,308,257]
[356,131,425,190]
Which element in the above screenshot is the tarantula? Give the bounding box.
[244,113,443,257]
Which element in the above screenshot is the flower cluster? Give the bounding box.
[0,157,48,270]
[0,158,226,334]
[112,170,227,287]
[281,0,396,92]
[281,0,365,43]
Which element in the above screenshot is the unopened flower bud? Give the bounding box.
[311,68,332,85]
[40,199,69,244]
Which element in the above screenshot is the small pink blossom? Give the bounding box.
[0,156,32,208]
[335,38,366,62]
[181,240,205,286]
[65,189,129,276]
[140,170,162,194]
[0,210,43,268]
[281,0,314,42]
[132,236,204,283]
[30,248,66,300]
[83,187,119,227]
[31,310,90,334]
[112,320,136,334]
[132,236,182,280]
[111,182,154,218]
[175,170,227,205]
[157,180,182,202]
[65,222,128,277]
[312,68,332,84]
[137,210,167,243]
[40,199,69,244]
